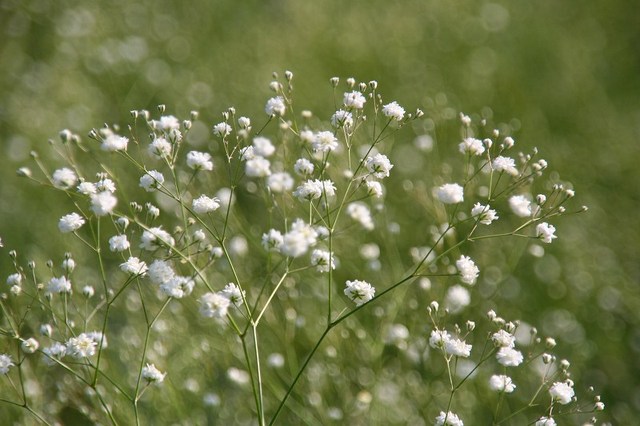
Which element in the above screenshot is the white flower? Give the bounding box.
[47,276,72,294]
[310,249,336,273]
[239,146,255,161]
[365,153,394,178]
[148,260,176,285]
[142,363,166,384]
[140,227,175,250]
[58,212,86,233]
[549,381,575,405]
[429,329,452,349]
[43,342,67,364]
[6,273,22,286]
[456,255,479,285]
[509,195,531,217]
[192,195,221,214]
[90,191,117,216]
[262,229,284,251]
[212,122,232,137]
[489,375,516,393]
[238,116,251,129]
[344,280,375,306]
[536,222,557,243]
[293,179,336,201]
[280,220,318,258]
[186,151,214,171]
[52,168,78,189]
[294,158,314,176]
[148,137,172,158]
[434,411,464,426]
[299,129,315,144]
[199,292,231,318]
[492,156,518,176]
[221,283,245,306]
[312,131,339,152]
[101,133,129,152]
[365,180,383,198]
[331,110,353,128]
[496,347,523,367]
[96,178,116,193]
[156,115,180,130]
[0,354,14,374]
[444,285,470,314]
[382,101,405,121]
[140,170,165,192]
[21,338,39,354]
[109,235,130,252]
[160,276,194,299]
[343,91,366,109]
[458,137,485,156]
[471,203,498,225]
[491,330,515,348]
[266,172,294,193]
[535,417,557,426]
[346,202,374,230]
[444,338,472,357]
[120,257,148,276]
[252,137,275,157]
[77,181,97,195]
[82,286,95,297]
[437,183,464,204]
[245,156,271,177]
[265,96,286,116]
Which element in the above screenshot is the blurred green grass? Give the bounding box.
[1,0,639,423]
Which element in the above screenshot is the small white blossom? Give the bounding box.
[444,338,472,358]
[0,354,14,374]
[489,375,516,393]
[221,283,245,306]
[6,273,22,286]
[267,172,294,193]
[549,381,575,405]
[437,183,464,204]
[492,156,518,176]
[90,191,117,216]
[331,110,353,128]
[429,329,452,349]
[239,146,255,161]
[142,363,166,384]
[199,292,231,319]
[109,235,130,252]
[365,180,383,198]
[382,101,405,121]
[140,170,165,192]
[245,156,271,177]
[310,249,336,273]
[294,158,314,176]
[536,222,557,243]
[21,338,39,354]
[140,227,175,250]
[252,137,275,157]
[148,137,172,158]
[148,260,176,285]
[312,131,339,152]
[491,330,515,348]
[120,257,148,276]
[496,347,524,367]
[346,202,374,230]
[238,116,251,129]
[343,91,366,109]
[344,279,375,306]
[458,137,485,156]
[192,195,221,214]
[434,411,464,426]
[456,255,479,285]
[77,181,97,195]
[444,285,470,314]
[265,96,286,116]
[42,342,67,364]
[101,133,128,152]
[535,417,556,426]
[365,153,394,178]
[186,151,214,171]
[280,220,318,258]
[509,195,532,218]
[52,168,78,189]
[293,179,336,201]
[160,276,194,299]
[471,203,498,225]
[58,212,86,233]
[47,276,72,294]
[262,229,284,251]
[96,178,116,193]
[212,122,232,137]
[156,115,180,130]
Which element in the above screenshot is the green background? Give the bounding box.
[1,0,638,423]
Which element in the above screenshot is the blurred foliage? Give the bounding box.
[0,0,639,423]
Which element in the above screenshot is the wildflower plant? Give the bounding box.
[0,72,604,425]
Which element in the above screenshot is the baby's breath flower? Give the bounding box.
[142,363,166,384]
[456,255,479,285]
[96,178,116,193]
[294,179,336,201]
[509,195,531,217]
[238,116,251,129]
[331,110,353,128]
[186,151,214,171]
[280,219,318,257]
[192,195,221,214]
[471,203,498,225]
[199,292,231,319]
[262,229,284,251]
[160,276,194,299]
[536,222,557,243]
[148,260,176,285]
[221,283,245,306]
[549,381,575,405]
[266,172,294,193]
[108,235,130,252]
[6,273,22,286]
[101,133,129,152]
[310,249,336,273]
[252,137,276,157]
[245,156,271,177]
[343,91,366,109]
[444,285,470,314]
[46,276,72,294]
[437,183,464,204]
[140,171,165,193]
[90,191,117,216]
[491,330,515,348]
[365,180,383,198]
[489,375,516,393]
[212,122,232,137]
[0,354,14,374]
[58,213,86,233]
[265,96,286,116]
[535,417,556,426]
[434,411,464,426]
[120,257,148,276]
[365,153,394,178]
[344,279,375,306]
[458,137,485,156]
[21,338,39,354]
[156,115,180,131]
[346,202,374,230]
[444,338,472,357]
[52,167,78,189]
[312,131,339,152]
[140,227,175,251]
[148,137,172,158]
[77,181,97,195]
[294,158,314,176]
[492,156,518,176]
[382,101,405,121]
[82,285,95,298]
[496,346,523,367]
